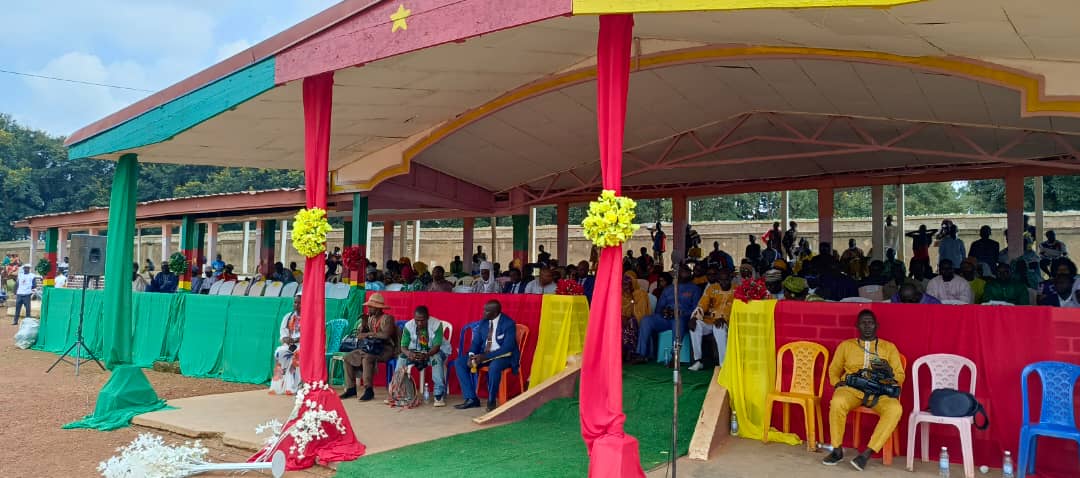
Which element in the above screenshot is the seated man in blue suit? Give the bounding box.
[454,300,520,412]
[634,264,701,362]
[574,260,596,301]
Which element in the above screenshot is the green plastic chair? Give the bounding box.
[325,318,350,387]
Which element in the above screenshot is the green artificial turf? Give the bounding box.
[335,364,711,477]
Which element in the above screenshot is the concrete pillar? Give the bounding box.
[44,228,58,287]
[179,215,197,291]
[241,221,250,274]
[207,223,219,266]
[896,185,906,261]
[414,220,421,263]
[195,223,207,271]
[258,219,277,278]
[871,185,885,260]
[279,220,289,267]
[1006,174,1025,260]
[27,229,37,265]
[556,203,569,265]
[672,194,688,263]
[490,217,498,263]
[781,191,791,231]
[383,221,396,265]
[463,217,475,274]
[398,221,407,260]
[1034,176,1045,240]
[352,194,369,283]
[529,207,537,262]
[818,188,834,249]
[161,225,172,265]
[512,214,529,267]
[57,228,67,266]
[136,228,142,265]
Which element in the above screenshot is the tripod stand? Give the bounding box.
[669,258,685,477]
[47,275,105,375]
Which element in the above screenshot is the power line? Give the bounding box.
[0,68,153,92]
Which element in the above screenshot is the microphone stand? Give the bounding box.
[669,257,683,477]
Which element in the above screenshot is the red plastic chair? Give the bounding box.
[852,353,907,466]
[477,324,530,405]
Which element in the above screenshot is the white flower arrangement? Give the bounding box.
[254,381,347,462]
[98,434,209,478]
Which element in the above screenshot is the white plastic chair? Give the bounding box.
[326,282,351,300]
[216,280,237,295]
[452,285,473,293]
[840,296,873,303]
[262,281,284,297]
[648,293,657,314]
[858,285,884,301]
[941,299,967,305]
[208,280,224,295]
[384,283,404,292]
[280,282,299,297]
[458,276,475,287]
[245,280,265,297]
[906,353,978,478]
[637,278,649,292]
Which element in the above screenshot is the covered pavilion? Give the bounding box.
[57,0,1080,474]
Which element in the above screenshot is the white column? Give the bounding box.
[529,207,537,262]
[206,223,219,265]
[383,221,396,264]
[871,185,885,260]
[490,217,498,263]
[414,220,421,263]
[1034,176,1045,240]
[135,228,142,265]
[398,221,407,260]
[242,221,251,273]
[365,221,373,259]
[28,229,37,263]
[687,199,694,225]
[279,220,288,266]
[161,225,172,264]
[780,191,790,231]
[896,185,906,261]
[57,228,67,263]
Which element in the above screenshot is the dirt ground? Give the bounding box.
[0,309,332,478]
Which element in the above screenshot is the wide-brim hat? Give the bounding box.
[363,293,387,308]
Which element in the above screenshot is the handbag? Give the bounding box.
[338,335,361,353]
[359,337,384,355]
[928,388,989,430]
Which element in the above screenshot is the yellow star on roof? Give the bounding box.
[390,4,410,33]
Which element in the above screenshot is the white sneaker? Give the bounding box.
[433,397,446,407]
[688,361,704,371]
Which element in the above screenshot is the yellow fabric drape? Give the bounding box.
[717,299,802,445]
[529,295,591,387]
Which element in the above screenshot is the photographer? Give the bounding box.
[822,310,905,472]
[396,306,449,407]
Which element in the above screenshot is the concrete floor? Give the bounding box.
[134,388,492,454]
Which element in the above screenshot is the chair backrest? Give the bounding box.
[280,281,299,297]
[912,353,977,412]
[232,280,250,296]
[327,282,351,300]
[325,318,349,353]
[1022,361,1080,428]
[245,280,264,297]
[858,284,884,301]
[637,278,649,292]
[775,341,830,397]
[263,281,284,297]
[459,276,475,286]
[840,297,873,303]
[648,293,657,313]
[208,280,223,295]
[458,320,484,359]
[940,299,967,305]
[385,283,404,292]
[515,323,530,354]
[452,285,473,293]
[441,321,455,357]
[216,280,236,295]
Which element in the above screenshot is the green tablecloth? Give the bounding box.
[33,287,363,384]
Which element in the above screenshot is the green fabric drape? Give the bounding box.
[178,295,229,377]
[220,296,292,383]
[101,153,138,367]
[36,288,75,353]
[63,366,171,431]
[131,292,186,367]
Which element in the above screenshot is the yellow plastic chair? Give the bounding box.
[763,341,830,451]
[852,353,907,466]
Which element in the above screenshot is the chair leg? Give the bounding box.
[906,416,918,472]
[853,412,862,450]
[883,432,894,466]
[1017,430,1029,478]
[957,423,974,478]
[815,402,825,447]
[920,422,930,462]
[802,402,816,452]
[498,369,510,405]
[782,403,790,433]
[762,398,775,443]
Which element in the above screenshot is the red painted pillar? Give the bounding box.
[818,187,835,249]
[463,217,475,274]
[1005,173,1025,260]
[44,228,58,287]
[672,195,688,264]
[512,214,529,268]
[556,203,569,266]
[258,219,277,279]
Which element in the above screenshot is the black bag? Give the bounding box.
[359,337,384,355]
[844,368,901,408]
[929,388,989,430]
[339,335,361,353]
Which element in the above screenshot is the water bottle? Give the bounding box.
[939,446,950,478]
[730,410,739,437]
[1002,451,1014,478]
[423,383,431,403]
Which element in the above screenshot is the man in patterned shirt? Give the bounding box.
[688,266,734,371]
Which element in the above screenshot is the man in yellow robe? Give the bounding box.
[822,310,905,472]
[688,266,734,371]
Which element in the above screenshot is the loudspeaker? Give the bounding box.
[69,234,107,277]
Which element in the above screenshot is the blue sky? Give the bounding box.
[0,0,339,137]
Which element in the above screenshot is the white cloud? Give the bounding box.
[216,39,253,61]
[22,52,149,136]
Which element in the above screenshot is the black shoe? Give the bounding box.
[822,449,844,466]
[339,387,357,399]
[850,454,869,471]
[454,398,480,410]
[486,401,497,412]
[358,387,374,402]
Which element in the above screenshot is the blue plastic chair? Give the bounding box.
[656,330,692,364]
[324,319,349,386]
[384,320,409,387]
[1018,361,1080,478]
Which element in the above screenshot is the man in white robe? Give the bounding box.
[471,261,500,293]
[271,293,302,395]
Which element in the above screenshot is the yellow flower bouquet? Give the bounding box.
[292,208,332,258]
[582,189,639,248]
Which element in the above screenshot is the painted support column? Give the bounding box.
[490,217,497,263]
[871,185,885,260]
[343,221,353,248]
[896,185,906,261]
[556,203,569,266]
[57,228,67,268]
[102,153,138,367]
[529,207,537,263]
[351,194,369,286]
[780,191,790,232]
[1034,176,1045,239]
[88,228,99,236]
[383,221,395,265]
[365,220,372,262]
[1005,174,1025,260]
[241,222,251,274]
[28,229,37,266]
[398,221,407,261]
[259,219,277,279]
[195,223,207,272]
[207,223,219,268]
[818,187,835,249]
[463,217,475,274]
[414,220,421,263]
[136,228,142,265]
[44,228,58,287]
[279,220,289,269]
[512,214,529,267]
[672,194,688,262]
[160,225,172,266]
[178,215,197,291]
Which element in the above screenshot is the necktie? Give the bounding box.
[485,319,496,352]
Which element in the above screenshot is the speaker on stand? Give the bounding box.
[47,234,107,375]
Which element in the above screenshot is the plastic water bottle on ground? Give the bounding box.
[730,410,739,437]
[1002,451,1014,478]
[939,446,950,478]
[423,383,431,403]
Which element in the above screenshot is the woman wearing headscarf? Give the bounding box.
[622,271,651,362]
[399,257,414,283]
[734,262,757,287]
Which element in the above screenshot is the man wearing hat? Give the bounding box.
[471,261,500,293]
[13,264,36,325]
[782,276,811,301]
[763,269,785,300]
[340,293,399,402]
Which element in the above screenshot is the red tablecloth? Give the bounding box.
[363,291,543,396]
[773,301,1079,476]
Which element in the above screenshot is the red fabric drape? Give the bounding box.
[252,71,365,470]
[579,14,645,478]
[773,302,1077,477]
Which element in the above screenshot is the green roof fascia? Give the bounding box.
[68,57,277,160]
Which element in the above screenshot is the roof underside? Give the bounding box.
[71,1,1080,211]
